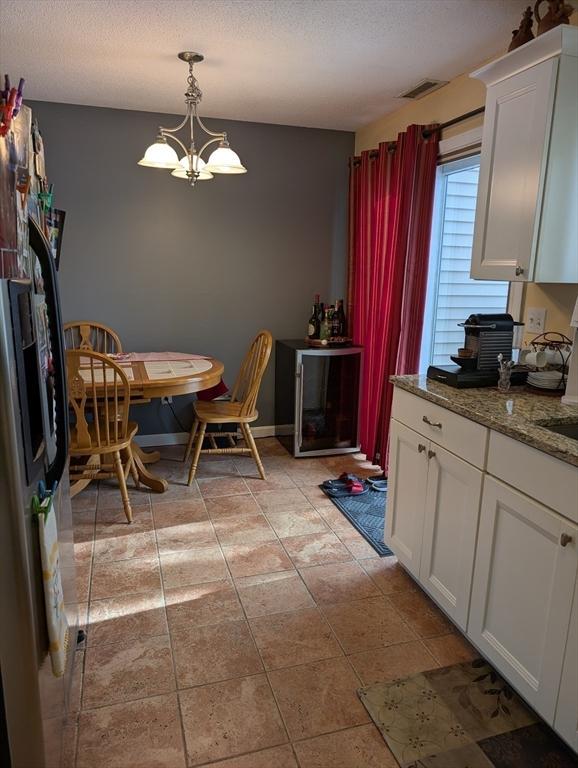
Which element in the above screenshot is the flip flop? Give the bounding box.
[323,478,369,497]
[367,479,388,492]
[322,473,362,490]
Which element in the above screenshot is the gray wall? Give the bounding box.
[29,101,354,434]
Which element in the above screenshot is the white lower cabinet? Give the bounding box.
[468,476,578,723]
[386,419,483,628]
[385,419,428,579]
[419,445,483,631]
[555,576,578,751]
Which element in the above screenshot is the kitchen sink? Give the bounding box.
[541,422,578,441]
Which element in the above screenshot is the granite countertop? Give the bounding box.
[391,375,578,467]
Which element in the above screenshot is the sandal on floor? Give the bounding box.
[322,473,362,490]
[324,478,369,497]
[367,478,388,492]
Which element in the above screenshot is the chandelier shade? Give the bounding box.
[205,145,247,175]
[171,155,213,180]
[138,51,247,188]
[137,139,180,169]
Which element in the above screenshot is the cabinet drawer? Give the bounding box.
[392,388,488,468]
[487,431,578,523]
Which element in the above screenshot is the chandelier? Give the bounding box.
[138,52,247,186]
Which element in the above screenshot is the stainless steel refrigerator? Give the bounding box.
[1,107,78,768]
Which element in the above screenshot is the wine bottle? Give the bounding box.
[335,299,347,337]
[319,308,331,341]
[331,302,341,337]
[308,304,319,339]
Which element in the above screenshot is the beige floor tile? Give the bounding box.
[316,505,358,535]
[362,556,419,595]
[74,538,94,567]
[299,484,336,507]
[243,471,295,492]
[249,607,342,670]
[293,723,398,768]
[95,503,152,525]
[151,498,208,529]
[150,458,191,485]
[196,458,240,478]
[299,561,380,604]
[75,564,91,603]
[61,721,78,768]
[150,479,202,502]
[172,619,263,688]
[160,545,228,588]
[96,482,151,511]
[156,519,217,554]
[268,656,370,740]
[87,592,167,647]
[265,507,329,538]
[213,512,276,546]
[77,693,186,768]
[348,639,439,686]
[204,494,262,520]
[339,531,380,560]
[69,650,84,715]
[235,570,312,618]
[202,744,297,768]
[93,525,157,564]
[424,632,479,666]
[253,488,309,513]
[222,540,293,578]
[389,588,454,638]
[179,674,287,766]
[197,476,250,498]
[165,579,243,631]
[71,487,98,511]
[285,468,333,485]
[90,555,161,600]
[321,596,416,653]
[282,530,352,568]
[82,634,175,709]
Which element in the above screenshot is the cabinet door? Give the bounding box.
[471,58,558,281]
[385,419,428,578]
[554,575,578,751]
[469,476,577,722]
[419,445,483,631]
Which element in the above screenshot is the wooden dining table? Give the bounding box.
[69,353,224,496]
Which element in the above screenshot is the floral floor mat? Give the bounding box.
[358,658,576,767]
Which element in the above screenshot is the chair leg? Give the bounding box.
[113,450,133,523]
[183,418,199,463]
[187,421,207,485]
[241,423,266,480]
[128,447,140,489]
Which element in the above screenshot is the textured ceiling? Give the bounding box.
[0,0,523,131]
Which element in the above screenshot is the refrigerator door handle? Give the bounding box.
[29,217,69,487]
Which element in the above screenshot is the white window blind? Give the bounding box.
[420,157,510,370]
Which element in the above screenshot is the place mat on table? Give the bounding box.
[144,359,213,379]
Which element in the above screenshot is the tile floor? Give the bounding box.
[66,438,478,768]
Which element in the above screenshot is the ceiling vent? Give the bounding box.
[397,78,448,100]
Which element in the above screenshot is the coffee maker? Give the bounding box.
[427,313,526,388]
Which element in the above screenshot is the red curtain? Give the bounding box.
[347,124,438,468]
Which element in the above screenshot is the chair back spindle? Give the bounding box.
[230,330,273,417]
[63,322,123,354]
[66,350,130,451]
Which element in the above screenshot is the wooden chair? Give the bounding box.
[63,321,123,354]
[66,350,138,522]
[184,330,273,484]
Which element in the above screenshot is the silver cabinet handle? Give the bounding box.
[427,449,436,459]
[560,533,573,547]
[423,416,442,429]
[515,265,524,276]
[418,443,426,453]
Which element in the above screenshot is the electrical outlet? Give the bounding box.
[526,307,547,333]
[161,396,173,405]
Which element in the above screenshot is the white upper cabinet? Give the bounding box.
[470,27,578,283]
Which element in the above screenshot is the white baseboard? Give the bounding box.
[135,425,281,446]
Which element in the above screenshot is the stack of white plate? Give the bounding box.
[527,370,566,390]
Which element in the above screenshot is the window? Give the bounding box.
[419,155,513,371]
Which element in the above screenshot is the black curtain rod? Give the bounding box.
[352,105,486,163]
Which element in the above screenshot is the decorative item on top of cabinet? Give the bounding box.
[508,6,535,51]
[534,0,574,36]
[470,26,578,283]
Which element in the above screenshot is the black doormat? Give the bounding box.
[321,482,392,557]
